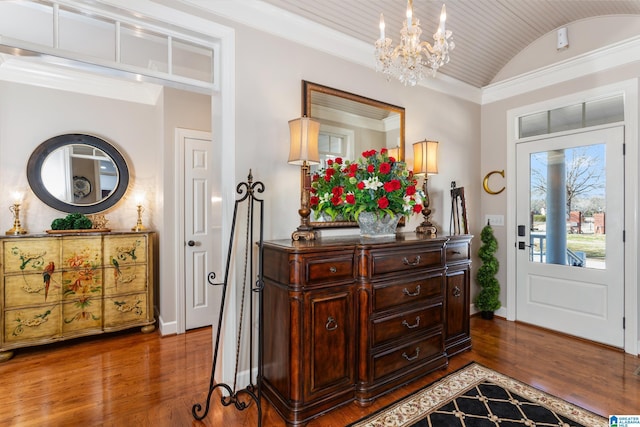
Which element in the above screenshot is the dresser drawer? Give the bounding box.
[445,243,469,263]
[104,264,148,296]
[2,238,60,274]
[304,254,354,286]
[4,305,61,343]
[372,331,444,381]
[103,235,148,266]
[372,273,444,312]
[372,302,443,347]
[370,246,443,277]
[103,293,149,328]
[4,272,63,307]
[62,296,103,334]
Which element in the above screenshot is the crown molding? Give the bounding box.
[482,35,640,105]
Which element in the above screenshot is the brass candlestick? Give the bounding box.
[6,202,27,235]
[132,204,146,231]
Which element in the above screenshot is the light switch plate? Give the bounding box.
[485,214,504,227]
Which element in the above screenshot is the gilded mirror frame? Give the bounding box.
[302,80,406,228]
[27,133,129,214]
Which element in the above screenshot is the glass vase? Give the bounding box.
[357,212,401,238]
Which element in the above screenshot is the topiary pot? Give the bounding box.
[481,311,494,320]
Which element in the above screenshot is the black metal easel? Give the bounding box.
[192,170,265,426]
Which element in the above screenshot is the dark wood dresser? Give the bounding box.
[261,233,472,426]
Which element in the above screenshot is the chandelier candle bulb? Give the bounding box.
[439,5,446,34]
[379,13,385,39]
[406,0,413,27]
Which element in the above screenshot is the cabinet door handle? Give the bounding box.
[402,347,420,362]
[401,316,421,329]
[402,285,421,297]
[402,255,421,266]
[452,286,461,297]
[329,266,337,273]
[325,316,338,331]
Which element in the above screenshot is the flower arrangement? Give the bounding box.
[310,148,424,222]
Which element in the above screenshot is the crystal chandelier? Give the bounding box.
[375,1,454,86]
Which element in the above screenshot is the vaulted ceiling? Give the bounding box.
[259,0,640,88]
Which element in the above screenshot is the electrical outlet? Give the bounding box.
[485,214,504,227]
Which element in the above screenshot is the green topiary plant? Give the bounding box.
[50,213,93,230]
[475,222,501,318]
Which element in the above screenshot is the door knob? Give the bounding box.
[187,240,196,247]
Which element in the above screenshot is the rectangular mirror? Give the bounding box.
[302,80,405,228]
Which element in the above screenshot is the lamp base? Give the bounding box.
[5,226,27,235]
[416,223,437,238]
[132,224,147,232]
[291,227,317,241]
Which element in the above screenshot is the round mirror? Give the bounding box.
[27,134,129,214]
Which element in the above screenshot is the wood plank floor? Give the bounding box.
[0,316,638,426]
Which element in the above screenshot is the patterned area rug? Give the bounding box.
[348,362,607,427]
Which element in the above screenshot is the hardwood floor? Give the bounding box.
[0,317,638,426]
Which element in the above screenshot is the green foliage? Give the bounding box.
[475,223,501,313]
[50,213,93,230]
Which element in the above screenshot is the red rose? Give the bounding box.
[310,196,319,207]
[381,148,388,154]
[327,159,333,166]
[331,194,342,206]
[389,156,396,163]
[335,157,343,164]
[383,181,395,192]
[332,186,344,196]
[378,197,389,209]
[349,164,358,173]
[345,193,355,204]
[367,164,375,173]
[406,185,416,196]
[413,204,423,213]
[357,181,365,190]
[379,162,391,174]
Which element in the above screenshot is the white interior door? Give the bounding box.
[181,129,220,330]
[515,126,624,347]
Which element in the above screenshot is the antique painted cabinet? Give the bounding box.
[0,231,155,361]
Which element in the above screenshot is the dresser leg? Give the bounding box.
[141,324,156,334]
[0,351,14,362]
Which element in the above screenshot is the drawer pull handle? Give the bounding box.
[402,316,421,329]
[329,266,337,273]
[402,285,421,297]
[402,347,420,362]
[402,255,421,266]
[451,250,461,255]
[453,286,462,297]
[325,316,338,331]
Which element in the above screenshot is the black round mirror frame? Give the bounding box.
[27,133,129,214]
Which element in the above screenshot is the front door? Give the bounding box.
[515,126,624,347]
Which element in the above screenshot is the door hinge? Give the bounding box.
[623,142,626,155]
[623,230,626,242]
[623,317,626,329]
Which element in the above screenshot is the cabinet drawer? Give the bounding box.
[61,236,103,268]
[103,293,148,328]
[4,305,61,343]
[2,238,60,274]
[4,272,63,307]
[445,243,469,263]
[61,268,103,299]
[372,332,444,381]
[372,273,444,312]
[62,297,103,333]
[304,255,354,286]
[104,264,148,296]
[370,247,442,276]
[372,302,443,347]
[104,235,148,266]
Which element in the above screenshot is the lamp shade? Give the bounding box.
[412,139,438,176]
[288,117,320,165]
[387,146,400,160]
